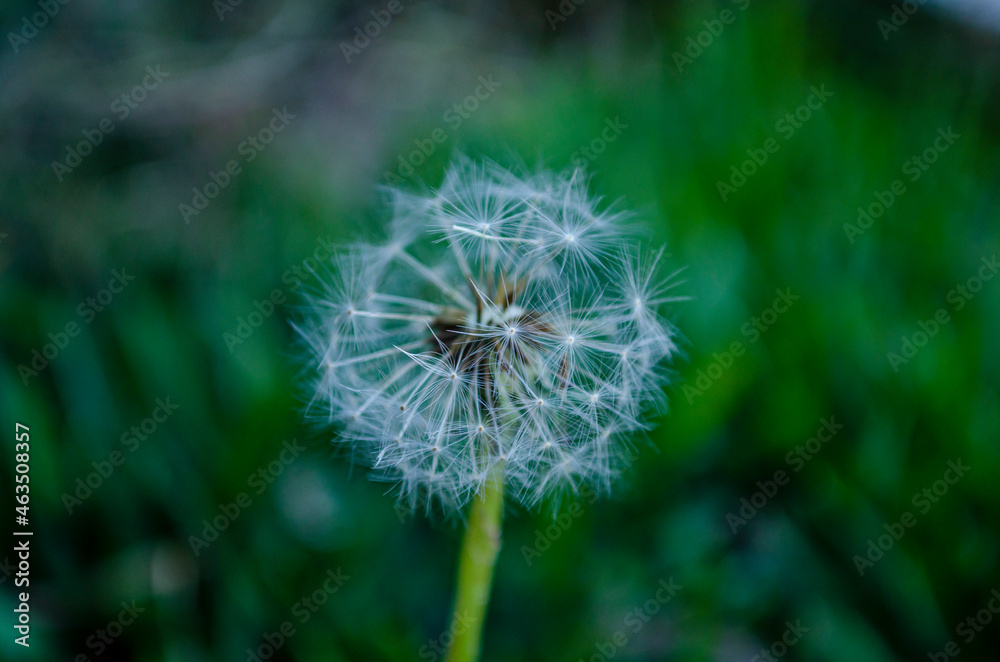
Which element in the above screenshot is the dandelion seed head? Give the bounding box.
[297,157,682,513]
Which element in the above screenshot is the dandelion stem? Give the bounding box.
[444,469,504,662]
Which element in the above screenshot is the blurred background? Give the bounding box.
[2,1,1000,660]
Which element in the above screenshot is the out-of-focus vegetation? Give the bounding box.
[1,1,999,660]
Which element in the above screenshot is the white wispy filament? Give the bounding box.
[297,158,682,513]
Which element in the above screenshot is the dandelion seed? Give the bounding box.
[297,156,681,512]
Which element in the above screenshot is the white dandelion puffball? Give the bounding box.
[298,158,682,513]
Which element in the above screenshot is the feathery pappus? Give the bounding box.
[296,157,683,514]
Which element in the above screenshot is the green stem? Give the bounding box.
[444,473,505,662]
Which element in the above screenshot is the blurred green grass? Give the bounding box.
[1,1,999,661]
